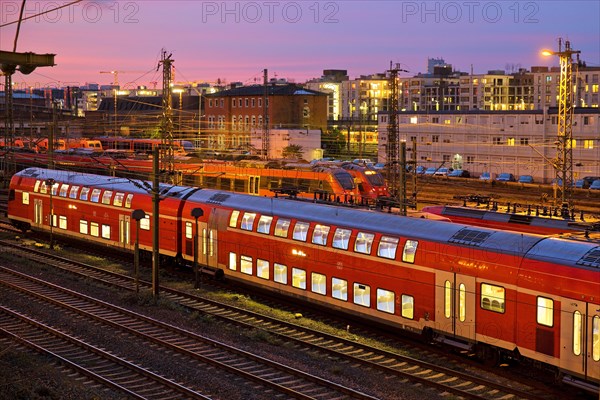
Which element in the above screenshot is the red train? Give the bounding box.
[7,168,600,394]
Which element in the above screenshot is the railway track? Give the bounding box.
[0,239,563,400]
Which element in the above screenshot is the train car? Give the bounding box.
[95,137,187,156]
[340,163,390,200]
[7,168,600,394]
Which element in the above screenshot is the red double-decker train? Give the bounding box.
[7,168,600,394]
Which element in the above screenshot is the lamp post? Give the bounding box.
[45,178,55,250]
[132,209,146,293]
[191,207,204,288]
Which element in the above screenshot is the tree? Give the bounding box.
[281,144,304,159]
[321,128,346,158]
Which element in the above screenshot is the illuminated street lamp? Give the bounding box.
[132,209,146,293]
[191,207,204,288]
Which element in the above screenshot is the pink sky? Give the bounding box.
[1,0,599,89]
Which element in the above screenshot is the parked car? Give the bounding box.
[433,167,451,176]
[372,162,386,170]
[589,179,600,190]
[479,172,495,181]
[496,173,516,182]
[518,175,534,184]
[424,167,437,175]
[575,179,584,189]
[415,166,426,174]
[448,169,470,178]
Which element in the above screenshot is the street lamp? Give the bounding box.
[45,178,55,249]
[191,207,204,288]
[132,209,146,293]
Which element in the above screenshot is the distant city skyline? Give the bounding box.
[1,0,599,89]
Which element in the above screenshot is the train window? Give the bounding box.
[536,297,554,327]
[376,289,395,314]
[311,273,326,295]
[332,278,348,301]
[102,224,110,240]
[292,222,310,242]
[58,216,67,230]
[22,192,29,205]
[257,259,269,279]
[59,184,69,197]
[459,283,466,322]
[402,295,414,319]
[573,311,582,356]
[80,220,88,235]
[274,218,291,238]
[185,222,193,239]
[102,191,113,205]
[593,316,600,361]
[353,283,371,307]
[69,186,79,199]
[402,240,418,263]
[113,193,125,207]
[241,213,256,231]
[124,194,133,209]
[241,255,253,275]
[80,187,90,201]
[39,181,47,194]
[140,215,150,230]
[90,222,99,237]
[311,224,330,246]
[332,228,351,250]
[34,180,41,193]
[444,281,452,318]
[481,283,505,313]
[292,268,306,289]
[229,210,240,228]
[51,182,59,196]
[378,236,399,259]
[274,263,287,284]
[90,189,101,203]
[354,232,374,254]
[229,252,237,271]
[257,216,273,234]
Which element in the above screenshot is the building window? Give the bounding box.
[251,98,255,107]
[520,137,530,145]
[274,263,287,284]
[492,137,502,145]
[258,98,262,107]
[584,140,594,149]
[376,288,395,314]
[507,137,515,146]
[537,296,554,327]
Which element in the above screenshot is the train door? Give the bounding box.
[33,199,43,228]
[435,271,476,341]
[118,215,131,248]
[199,210,219,270]
[560,299,600,383]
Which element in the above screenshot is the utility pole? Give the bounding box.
[158,50,175,182]
[100,71,119,135]
[152,146,160,299]
[262,69,269,160]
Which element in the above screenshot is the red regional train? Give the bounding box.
[7,168,600,393]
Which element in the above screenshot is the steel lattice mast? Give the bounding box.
[386,62,400,199]
[159,50,175,181]
[262,69,270,160]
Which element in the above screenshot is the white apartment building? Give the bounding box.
[377,109,599,183]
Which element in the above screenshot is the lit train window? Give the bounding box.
[402,295,414,319]
[229,252,237,271]
[292,268,306,289]
[34,181,40,193]
[102,224,110,240]
[332,278,348,300]
[292,222,310,242]
[113,193,124,207]
[481,283,505,313]
[459,283,466,322]
[241,255,253,275]
[444,281,452,318]
[311,273,326,295]
[274,218,291,238]
[593,316,600,361]
[257,216,273,234]
[378,236,399,259]
[58,216,67,230]
[185,222,193,239]
[40,181,47,194]
[79,220,88,235]
[573,311,582,356]
[332,228,351,250]
[240,213,256,231]
[140,215,150,230]
[51,182,59,196]
[102,191,113,205]
[90,222,99,237]
[124,194,133,209]
[80,187,90,201]
[59,184,69,197]
[402,240,418,263]
[274,263,287,284]
[257,259,269,280]
[229,210,240,228]
[69,186,79,199]
[90,189,101,203]
[537,297,554,327]
[22,192,29,205]
[311,224,330,246]
[354,232,374,254]
[376,289,395,314]
[353,283,371,307]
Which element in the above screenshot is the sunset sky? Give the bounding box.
[1,0,599,89]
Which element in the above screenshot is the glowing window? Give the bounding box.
[459,283,466,322]
[79,220,88,235]
[292,267,306,289]
[292,221,309,242]
[257,259,269,280]
[90,189,101,203]
[90,222,99,237]
[376,288,395,314]
[229,210,240,227]
[113,193,125,207]
[444,280,452,318]
[59,184,69,197]
[40,181,48,194]
[185,222,193,239]
[124,193,133,208]
[69,186,79,199]
[241,255,253,275]
[402,240,418,263]
[402,295,414,319]
[102,224,111,239]
[241,212,256,231]
[50,182,58,196]
[593,316,600,361]
[378,236,399,259]
[22,192,29,205]
[573,311,582,356]
[102,190,113,205]
[274,218,291,238]
[311,224,330,246]
[257,215,273,234]
[34,180,41,193]
[311,272,326,295]
[274,263,287,284]
[481,283,505,313]
[354,232,374,254]
[80,187,90,201]
[58,216,67,230]
[332,228,351,250]
[332,277,347,301]
[140,215,150,230]
[229,252,237,271]
[353,283,371,307]
[537,297,554,327]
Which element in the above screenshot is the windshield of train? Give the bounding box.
[365,170,385,186]
[332,170,355,190]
